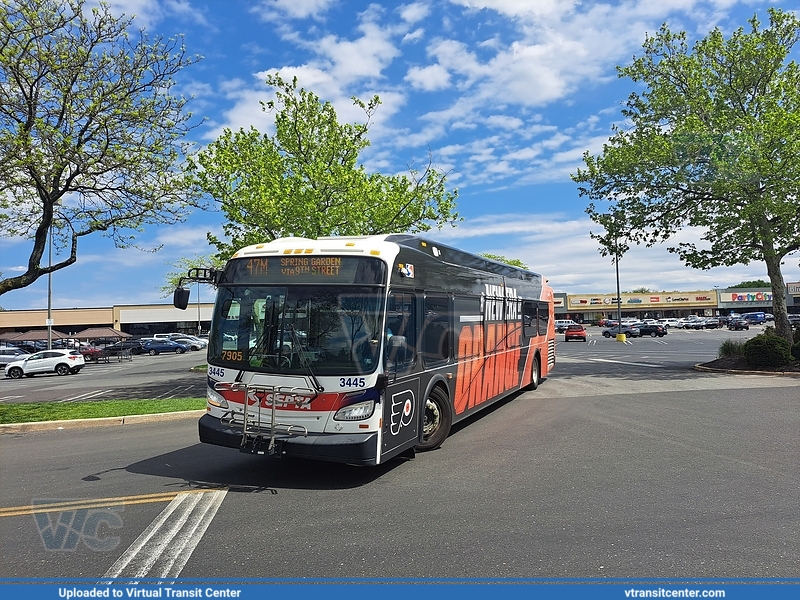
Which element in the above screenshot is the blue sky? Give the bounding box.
[1,0,795,311]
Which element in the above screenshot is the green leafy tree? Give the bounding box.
[631,287,652,294]
[160,254,225,297]
[0,0,201,297]
[479,253,528,270]
[572,9,800,343]
[732,279,771,288]
[186,74,459,259]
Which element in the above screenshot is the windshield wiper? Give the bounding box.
[288,324,324,394]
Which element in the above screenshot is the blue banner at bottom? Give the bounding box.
[0,581,799,600]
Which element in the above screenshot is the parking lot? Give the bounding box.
[0,349,206,404]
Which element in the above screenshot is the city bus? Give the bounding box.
[173,234,556,466]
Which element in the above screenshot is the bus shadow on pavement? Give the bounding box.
[120,442,406,492]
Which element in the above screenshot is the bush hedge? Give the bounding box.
[743,334,793,368]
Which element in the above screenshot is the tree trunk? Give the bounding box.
[763,249,792,344]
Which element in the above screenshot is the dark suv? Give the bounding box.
[638,324,667,337]
[727,318,749,331]
[101,339,145,356]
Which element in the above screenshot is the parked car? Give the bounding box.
[170,336,205,351]
[0,347,30,368]
[602,324,640,338]
[727,318,750,331]
[102,339,145,356]
[4,349,85,378]
[638,324,667,337]
[555,319,578,333]
[141,339,190,355]
[657,318,682,329]
[564,324,587,342]
[79,345,104,361]
[703,317,723,329]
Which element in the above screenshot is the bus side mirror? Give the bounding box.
[173,287,190,310]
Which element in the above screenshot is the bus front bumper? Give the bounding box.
[198,414,379,465]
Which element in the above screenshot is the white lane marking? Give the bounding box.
[590,358,664,368]
[0,395,25,401]
[102,489,227,580]
[59,390,114,402]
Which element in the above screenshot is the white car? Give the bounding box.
[658,318,682,329]
[4,349,85,379]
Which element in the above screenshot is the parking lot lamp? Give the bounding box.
[47,224,53,350]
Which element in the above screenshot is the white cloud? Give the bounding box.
[402,28,426,43]
[251,0,338,21]
[405,64,452,91]
[432,213,778,294]
[398,2,431,24]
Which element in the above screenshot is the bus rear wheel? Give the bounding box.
[525,355,540,390]
[416,386,452,452]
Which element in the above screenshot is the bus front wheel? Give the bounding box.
[416,386,452,452]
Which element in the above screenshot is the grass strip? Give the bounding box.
[0,398,205,424]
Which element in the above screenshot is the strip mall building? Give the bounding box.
[0,285,798,336]
[554,285,800,323]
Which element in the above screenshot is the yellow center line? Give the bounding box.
[0,488,226,518]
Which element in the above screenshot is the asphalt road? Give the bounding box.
[1,326,798,579]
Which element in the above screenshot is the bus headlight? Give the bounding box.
[207,387,229,408]
[334,400,375,421]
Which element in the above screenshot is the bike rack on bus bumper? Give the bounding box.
[217,382,314,455]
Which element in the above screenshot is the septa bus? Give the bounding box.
[173,234,556,466]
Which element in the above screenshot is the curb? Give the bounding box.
[693,364,800,377]
[0,409,206,434]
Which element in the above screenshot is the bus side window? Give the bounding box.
[522,301,537,338]
[537,301,549,336]
[386,292,416,368]
[422,294,452,367]
[454,296,482,358]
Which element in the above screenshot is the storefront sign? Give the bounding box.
[730,292,772,302]
[787,282,800,295]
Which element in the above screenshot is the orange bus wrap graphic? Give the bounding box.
[454,322,523,415]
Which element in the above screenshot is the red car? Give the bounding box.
[79,345,104,361]
[564,324,587,342]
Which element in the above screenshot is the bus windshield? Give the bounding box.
[208,285,385,376]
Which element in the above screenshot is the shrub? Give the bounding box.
[793,341,800,361]
[743,334,793,368]
[718,339,745,358]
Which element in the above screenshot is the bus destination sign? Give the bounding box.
[280,256,341,276]
[227,256,385,285]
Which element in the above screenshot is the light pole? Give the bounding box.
[47,225,53,350]
[615,251,622,328]
[196,281,201,336]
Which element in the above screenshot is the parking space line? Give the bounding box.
[0,395,25,402]
[58,390,114,403]
[590,358,664,368]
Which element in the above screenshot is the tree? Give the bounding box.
[572,8,800,343]
[631,287,652,294]
[0,0,201,297]
[186,74,459,259]
[732,279,770,288]
[160,254,225,297]
[478,253,528,270]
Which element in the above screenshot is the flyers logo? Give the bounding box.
[390,390,414,435]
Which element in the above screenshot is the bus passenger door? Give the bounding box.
[381,291,419,458]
